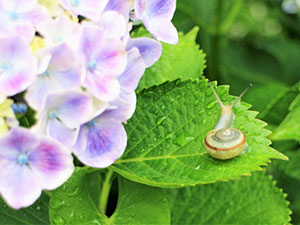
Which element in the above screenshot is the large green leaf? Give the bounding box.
[0,194,49,225]
[111,79,287,188]
[271,92,300,141]
[272,167,300,224]
[137,27,206,91]
[166,172,291,224]
[49,168,170,225]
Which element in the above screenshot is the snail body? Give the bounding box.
[204,81,251,160]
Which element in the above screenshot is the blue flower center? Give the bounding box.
[1,63,12,71]
[11,103,28,114]
[54,36,62,43]
[42,70,50,76]
[71,0,80,7]
[88,60,97,71]
[49,110,58,119]
[18,154,28,165]
[87,120,95,127]
[9,12,18,21]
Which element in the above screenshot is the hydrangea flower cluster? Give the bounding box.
[0,0,178,209]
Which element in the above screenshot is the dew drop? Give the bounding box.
[207,101,218,109]
[92,219,101,225]
[52,216,66,225]
[68,187,80,197]
[173,133,185,147]
[51,200,66,210]
[36,206,41,210]
[156,116,166,125]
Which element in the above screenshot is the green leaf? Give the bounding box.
[49,168,170,225]
[271,140,300,181]
[272,167,300,224]
[0,194,49,225]
[271,92,300,141]
[137,27,206,91]
[260,82,300,126]
[111,79,287,188]
[166,172,291,224]
[109,177,170,225]
[274,148,300,181]
[49,168,107,225]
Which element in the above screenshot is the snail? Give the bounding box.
[204,81,252,160]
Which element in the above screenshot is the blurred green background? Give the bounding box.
[173,0,300,223]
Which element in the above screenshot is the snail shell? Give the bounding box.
[204,81,251,160]
[205,128,246,160]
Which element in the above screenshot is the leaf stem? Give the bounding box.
[99,169,114,214]
[209,0,223,82]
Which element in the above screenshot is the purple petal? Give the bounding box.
[0,36,32,61]
[126,37,162,67]
[25,76,56,110]
[79,25,104,58]
[59,0,109,22]
[29,137,74,189]
[135,0,146,19]
[45,91,93,128]
[91,38,127,77]
[47,118,78,147]
[103,91,136,122]
[0,127,74,209]
[20,5,49,26]
[0,127,40,156]
[0,36,37,96]
[84,74,120,102]
[105,0,130,21]
[100,11,127,39]
[146,0,176,20]
[0,0,37,13]
[72,118,127,168]
[119,48,146,92]
[37,15,77,45]
[146,18,178,44]
[0,163,42,209]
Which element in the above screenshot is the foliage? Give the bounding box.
[1,0,300,224]
[112,79,286,187]
[167,172,291,224]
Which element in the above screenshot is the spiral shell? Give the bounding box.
[204,128,246,160]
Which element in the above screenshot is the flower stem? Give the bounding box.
[209,0,223,82]
[99,169,114,214]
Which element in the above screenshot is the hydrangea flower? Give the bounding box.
[0,36,37,97]
[0,0,49,41]
[78,25,127,101]
[59,0,109,22]
[72,48,145,167]
[0,127,74,209]
[25,43,83,110]
[36,91,93,146]
[135,0,178,44]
